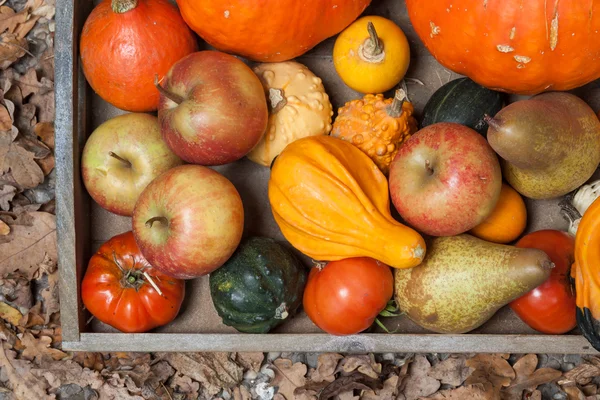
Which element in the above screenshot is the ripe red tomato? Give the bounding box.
[303,257,393,335]
[510,230,576,334]
[81,231,185,333]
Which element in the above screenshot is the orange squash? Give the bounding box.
[331,89,417,175]
[268,135,426,269]
[80,0,198,112]
[175,0,371,62]
[405,0,600,94]
[574,197,600,351]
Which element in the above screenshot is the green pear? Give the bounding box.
[394,234,553,333]
[486,92,600,199]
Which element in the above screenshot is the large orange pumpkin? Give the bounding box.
[405,0,600,94]
[80,0,198,112]
[175,0,372,62]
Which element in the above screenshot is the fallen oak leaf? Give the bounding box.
[0,301,21,325]
[37,268,59,323]
[420,383,497,399]
[0,184,16,210]
[0,211,56,279]
[401,355,441,400]
[19,331,67,363]
[1,142,44,190]
[169,371,200,397]
[465,353,515,395]
[34,122,53,149]
[0,219,8,235]
[233,385,252,400]
[336,354,382,379]
[0,341,53,399]
[0,33,28,69]
[560,357,600,387]
[309,353,343,383]
[361,374,400,400]
[18,301,45,328]
[0,273,33,312]
[318,371,382,400]
[500,354,561,400]
[0,6,29,35]
[270,358,308,400]
[235,352,265,373]
[428,355,471,387]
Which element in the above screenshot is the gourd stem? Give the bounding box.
[484,114,502,130]
[154,74,184,105]
[387,89,407,118]
[109,151,131,168]
[268,88,287,114]
[146,216,169,229]
[367,22,383,56]
[111,0,138,13]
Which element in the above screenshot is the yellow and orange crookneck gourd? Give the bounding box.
[331,89,417,175]
[268,135,426,269]
[574,197,600,351]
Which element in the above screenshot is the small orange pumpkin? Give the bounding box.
[331,89,417,175]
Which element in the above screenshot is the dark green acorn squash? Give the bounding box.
[421,77,504,135]
[209,237,307,333]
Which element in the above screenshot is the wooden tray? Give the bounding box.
[56,0,600,353]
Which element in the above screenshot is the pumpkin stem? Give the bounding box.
[483,114,502,130]
[154,74,185,105]
[359,22,385,63]
[146,216,169,229]
[109,151,132,168]
[111,0,138,13]
[387,89,407,118]
[268,88,287,114]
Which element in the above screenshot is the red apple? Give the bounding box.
[389,122,502,236]
[132,164,244,279]
[81,113,183,216]
[156,50,268,166]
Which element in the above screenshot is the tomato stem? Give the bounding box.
[127,275,136,284]
[154,74,184,105]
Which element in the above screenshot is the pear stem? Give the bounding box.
[154,74,184,105]
[109,151,131,168]
[483,114,502,130]
[146,216,169,229]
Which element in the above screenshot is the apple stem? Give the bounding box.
[367,22,383,56]
[154,74,184,105]
[483,114,501,130]
[425,160,434,176]
[109,151,132,168]
[387,89,407,118]
[146,216,169,229]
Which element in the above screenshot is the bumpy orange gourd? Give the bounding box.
[176,0,371,62]
[331,90,417,175]
[573,197,600,351]
[268,135,426,269]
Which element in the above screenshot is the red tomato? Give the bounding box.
[81,231,185,333]
[303,257,393,335]
[510,230,576,334]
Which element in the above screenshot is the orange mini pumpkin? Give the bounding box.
[80,0,198,112]
[331,89,417,175]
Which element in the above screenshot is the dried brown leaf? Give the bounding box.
[170,372,200,396]
[421,383,497,399]
[563,386,587,400]
[310,353,343,383]
[319,371,382,400]
[561,359,600,386]
[71,352,105,372]
[0,274,32,312]
[0,211,56,279]
[401,355,441,400]
[28,88,53,123]
[38,268,58,323]
[0,104,11,131]
[233,385,252,400]
[0,219,8,235]
[31,359,103,391]
[0,184,16,210]
[336,355,382,379]
[160,352,243,398]
[582,384,598,396]
[103,352,151,370]
[34,122,52,149]
[271,358,308,400]
[20,332,66,363]
[428,356,471,387]
[0,33,27,69]
[501,354,561,400]
[361,374,400,400]
[0,7,29,35]
[1,143,44,190]
[236,352,264,373]
[0,343,52,399]
[465,353,515,392]
[0,322,17,345]
[0,301,21,325]
[18,301,44,328]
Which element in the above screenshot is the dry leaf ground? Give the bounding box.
[1,1,600,400]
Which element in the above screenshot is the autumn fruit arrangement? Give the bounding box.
[75,0,600,353]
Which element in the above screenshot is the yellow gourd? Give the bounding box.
[268,135,426,269]
[331,89,417,175]
[333,15,410,94]
[248,61,333,167]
